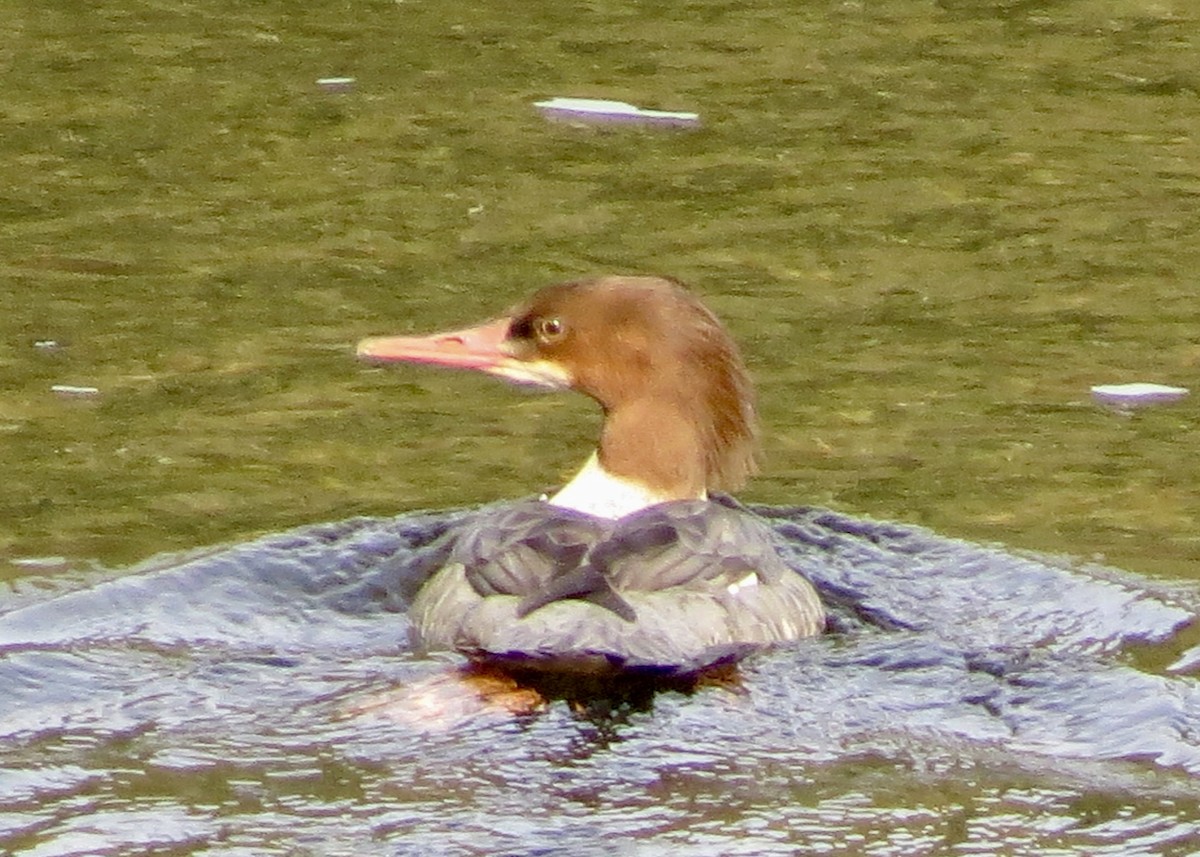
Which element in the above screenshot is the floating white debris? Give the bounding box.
[317,77,356,93]
[10,556,70,569]
[1090,383,1189,409]
[534,97,700,128]
[33,340,60,350]
[51,384,100,398]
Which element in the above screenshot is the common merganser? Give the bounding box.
[357,275,825,675]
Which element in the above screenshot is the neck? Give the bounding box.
[598,397,716,497]
[548,452,704,519]
[546,399,713,519]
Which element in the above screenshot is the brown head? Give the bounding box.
[358,275,758,499]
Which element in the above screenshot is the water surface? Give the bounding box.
[2,0,1199,853]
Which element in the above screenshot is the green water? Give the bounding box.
[1,2,1199,850]
[3,0,1198,579]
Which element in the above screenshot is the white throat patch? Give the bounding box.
[546,452,703,519]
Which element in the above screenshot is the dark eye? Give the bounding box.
[535,317,565,342]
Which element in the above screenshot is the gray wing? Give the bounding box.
[602,500,790,591]
[411,499,824,675]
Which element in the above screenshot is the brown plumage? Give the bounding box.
[504,276,758,497]
[357,274,824,674]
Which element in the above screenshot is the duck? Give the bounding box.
[357,275,825,676]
